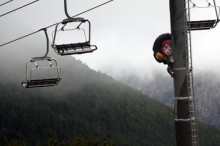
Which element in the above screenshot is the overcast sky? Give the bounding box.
[1,0,220,79]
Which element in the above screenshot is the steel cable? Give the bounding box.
[0,0,113,48]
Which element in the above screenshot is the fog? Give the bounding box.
[1,0,220,80]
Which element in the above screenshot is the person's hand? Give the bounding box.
[170,56,174,63]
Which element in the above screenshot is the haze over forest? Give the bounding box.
[0,39,220,145]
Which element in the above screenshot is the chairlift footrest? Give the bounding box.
[55,43,97,55]
[187,20,217,30]
[22,78,61,88]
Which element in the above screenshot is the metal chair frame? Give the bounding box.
[22,28,61,88]
[51,0,97,55]
[52,18,97,55]
[22,58,61,88]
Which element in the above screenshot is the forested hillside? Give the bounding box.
[118,72,220,128]
[0,79,174,145]
[0,39,220,145]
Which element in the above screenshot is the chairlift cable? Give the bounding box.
[0,0,13,7]
[0,0,113,48]
[0,0,39,18]
[47,0,114,29]
[0,31,39,48]
[70,0,113,19]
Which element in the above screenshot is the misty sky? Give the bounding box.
[1,0,220,79]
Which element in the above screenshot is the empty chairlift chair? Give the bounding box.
[21,58,61,88]
[51,0,97,56]
[21,28,61,88]
[52,18,97,55]
[187,0,219,31]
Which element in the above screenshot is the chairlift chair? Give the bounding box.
[52,18,97,56]
[187,0,220,30]
[21,57,61,88]
[51,0,97,56]
[21,28,61,88]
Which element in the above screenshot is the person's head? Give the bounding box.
[161,40,172,57]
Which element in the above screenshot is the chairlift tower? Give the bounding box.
[170,0,219,145]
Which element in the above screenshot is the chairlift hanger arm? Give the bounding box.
[41,28,49,58]
[31,28,50,61]
[63,0,87,23]
[64,0,71,19]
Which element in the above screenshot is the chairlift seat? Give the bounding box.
[187,20,217,30]
[22,78,61,88]
[54,42,97,55]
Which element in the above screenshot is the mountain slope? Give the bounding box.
[0,35,220,145]
[0,80,176,145]
[0,49,176,145]
[119,72,220,128]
